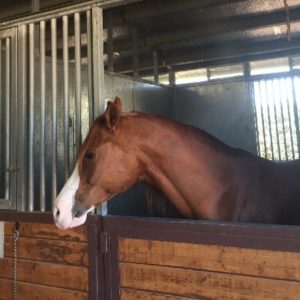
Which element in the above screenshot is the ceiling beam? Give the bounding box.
[103,5,300,55]
[105,0,248,26]
[113,37,300,73]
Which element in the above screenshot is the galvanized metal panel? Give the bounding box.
[175,80,257,154]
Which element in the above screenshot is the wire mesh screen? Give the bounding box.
[253,76,300,161]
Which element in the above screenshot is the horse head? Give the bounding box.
[53,97,143,229]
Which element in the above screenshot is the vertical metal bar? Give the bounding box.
[168,67,175,86]
[132,28,139,79]
[153,51,159,84]
[264,80,274,160]
[31,0,40,13]
[0,39,2,195]
[291,74,300,158]
[74,12,81,156]
[86,10,94,127]
[17,24,28,211]
[4,38,10,201]
[271,78,282,161]
[107,12,114,73]
[92,6,105,118]
[277,78,289,160]
[285,78,295,159]
[51,18,57,205]
[92,6,106,216]
[28,23,35,211]
[250,81,261,156]
[40,20,46,211]
[63,15,69,181]
[258,81,267,158]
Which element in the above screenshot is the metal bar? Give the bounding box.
[271,78,282,161]
[31,0,40,13]
[285,78,295,159]
[132,28,139,79]
[4,38,10,201]
[17,24,28,211]
[0,39,2,198]
[107,12,114,73]
[86,10,94,127]
[28,23,35,211]
[290,72,300,158]
[168,67,175,86]
[40,20,46,211]
[51,18,57,205]
[258,81,267,158]
[153,51,159,84]
[92,6,105,118]
[264,80,274,160]
[92,6,106,216]
[277,78,289,160]
[63,15,69,181]
[74,12,82,156]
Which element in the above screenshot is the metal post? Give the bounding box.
[63,15,69,180]
[86,10,94,127]
[51,18,57,205]
[31,0,40,13]
[168,67,175,86]
[153,51,158,84]
[132,28,139,79]
[91,6,106,215]
[28,23,35,210]
[92,6,105,118]
[107,12,114,73]
[40,20,46,211]
[5,38,10,201]
[74,12,82,156]
[17,24,28,211]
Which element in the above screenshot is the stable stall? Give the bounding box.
[1,0,300,299]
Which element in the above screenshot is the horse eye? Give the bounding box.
[85,152,95,160]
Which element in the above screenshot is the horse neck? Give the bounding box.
[122,114,232,218]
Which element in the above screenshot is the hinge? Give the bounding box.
[100,232,108,254]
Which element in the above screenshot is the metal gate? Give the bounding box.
[0,3,105,212]
[0,28,17,209]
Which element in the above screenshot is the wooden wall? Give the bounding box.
[119,237,300,300]
[0,220,90,300]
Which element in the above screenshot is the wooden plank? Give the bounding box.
[4,236,88,266]
[120,263,300,300]
[119,238,300,281]
[4,221,88,242]
[0,258,88,291]
[0,278,88,300]
[121,288,198,300]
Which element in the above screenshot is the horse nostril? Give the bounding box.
[55,208,60,218]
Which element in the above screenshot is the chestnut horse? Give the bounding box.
[53,97,300,229]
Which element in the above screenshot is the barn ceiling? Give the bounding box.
[103,0,300,76]
[0,0,300,77]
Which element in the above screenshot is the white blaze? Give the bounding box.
[53,163,94,229]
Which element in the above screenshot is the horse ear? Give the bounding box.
[103,97,122,130]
